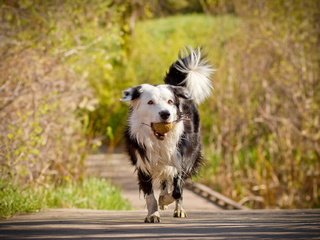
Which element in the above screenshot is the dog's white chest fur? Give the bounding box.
[132,121,184,182]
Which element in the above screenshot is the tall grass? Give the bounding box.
[115,10,319,208]
[199,0,320,209]
[0,1,129,185]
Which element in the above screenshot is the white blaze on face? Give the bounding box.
[131,84,177,124]
[128,84,180,144]
[127,84,185,176]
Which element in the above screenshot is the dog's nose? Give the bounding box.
[159,110,170,120]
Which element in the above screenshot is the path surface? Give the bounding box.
[1,209,319,239]
[86,153,220,211]
[1,153,319,239]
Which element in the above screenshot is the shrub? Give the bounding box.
[200,0,320,208]
[0,1,130,184]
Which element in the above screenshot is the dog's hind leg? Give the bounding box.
[159,181,175,210]
[172,175,187,218]
[138,169,160,223]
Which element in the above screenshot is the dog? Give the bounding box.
[121,47,213,223]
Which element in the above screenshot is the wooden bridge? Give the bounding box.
[1,208,319,239]
[0,154,319,239]
[84,153,245,211]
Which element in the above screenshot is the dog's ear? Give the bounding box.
[171,86,191,100]
[121,86,143,102]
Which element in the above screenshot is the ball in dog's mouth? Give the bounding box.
[151,122,174,140]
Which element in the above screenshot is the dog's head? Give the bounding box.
[121,84,190,140]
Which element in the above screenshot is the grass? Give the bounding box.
[45,178,131,210]
[0,178,131,219]
[0,181,44,219]
[127,14,239,85]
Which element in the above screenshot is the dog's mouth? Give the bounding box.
[142,120,189,141]
[151,122,174,141]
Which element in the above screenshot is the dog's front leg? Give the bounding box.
[174,198,187,218]
[173,175,187,218]
[145,192,160,223]
[138,169,160,223]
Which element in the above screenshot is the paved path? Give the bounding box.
[1,209,319,239]
[86,153,220,211]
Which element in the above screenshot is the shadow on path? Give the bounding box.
[1,209,319,239]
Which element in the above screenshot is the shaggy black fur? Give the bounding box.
[164,57,188,87]
[124,127,148,166]
[137,169,153,195]
[124,53,204,199]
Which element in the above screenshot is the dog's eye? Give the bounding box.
[148,100,154,105]
[168,100,173,105]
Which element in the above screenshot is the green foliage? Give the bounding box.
[91,14,238,147]
[0,0,132,184]
[0,49,88,185]
[0,181,43,219]
[45,178,131,210]
[1,0,319,211]
[147,0,203,17]
[108,7,319,208]
[0,178,131,219]
[0,1,133,217]
[127,14,238,83]
[199,0,320,208]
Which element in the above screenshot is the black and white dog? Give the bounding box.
[121,47,213,223]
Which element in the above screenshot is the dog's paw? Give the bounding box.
[144,212,161,223]
[173,208,187,218]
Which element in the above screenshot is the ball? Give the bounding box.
[151,122,174,134]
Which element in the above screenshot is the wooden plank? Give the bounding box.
[185,181,248,210]
[85,154,221,210]
[1,209,319,239]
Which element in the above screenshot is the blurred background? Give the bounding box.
[0,0,319,217]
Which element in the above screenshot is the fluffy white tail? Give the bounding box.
[174,47,214,104]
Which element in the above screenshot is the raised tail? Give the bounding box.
[164,47,214,104]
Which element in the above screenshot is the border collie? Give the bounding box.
[121,47,213,223]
